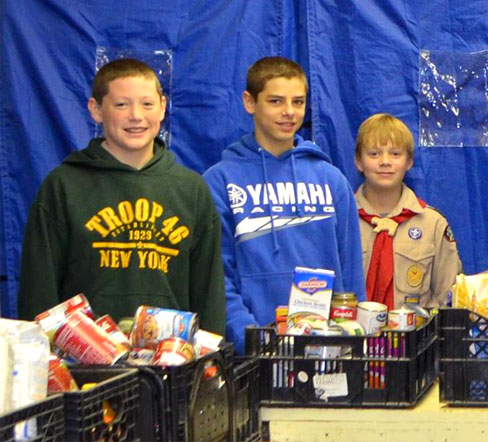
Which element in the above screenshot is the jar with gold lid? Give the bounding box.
[330,292,358,323]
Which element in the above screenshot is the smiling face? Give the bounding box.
[355,139,413,193]
[243,76,306,156]
[88,75,166,168]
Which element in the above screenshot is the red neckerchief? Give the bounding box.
[358,199,426,309]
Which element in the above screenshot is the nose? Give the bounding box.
[282,101,295,117]
[379,153,391,166]
[129,104,143,120]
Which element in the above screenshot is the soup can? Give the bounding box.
[53,310,128,365]
[131,306,199,350]
[404,303,430,328]
[152,337,195,367]
[35,294,93,342]
[356,301,388,335]
[387,308,416,331]
[95,315,132,351]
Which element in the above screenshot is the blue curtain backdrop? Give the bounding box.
[1,0,488,317]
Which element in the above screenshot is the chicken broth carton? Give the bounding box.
[286,267,335,332]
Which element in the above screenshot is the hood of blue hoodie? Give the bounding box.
[222,133,332,163]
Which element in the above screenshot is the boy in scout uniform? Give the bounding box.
[354,113,462,309]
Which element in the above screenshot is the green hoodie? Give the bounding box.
[18,138,225,335]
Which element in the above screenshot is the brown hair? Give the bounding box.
[91,58,163,104]
[355,113,414,158]
[246,56,308,100]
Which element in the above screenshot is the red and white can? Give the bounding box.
[95,315,132,351]
[388,308,416,331]
[36,294,94,342]
[152,337,195,367]
[54,310,128,365]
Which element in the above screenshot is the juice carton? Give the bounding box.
[286,267,335,332]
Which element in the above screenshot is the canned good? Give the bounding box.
[47,354,79,393]
[330,292,358,323]
[356,301,388,335]
[152,337,195,367]
[192,329,224,357]
[35,294,93,342]
[54,310,128,365]
[127,348,155,366]
[388,308,416,331]
[96,315,132,351]
[404,303,430,328]
[130,306,199,350]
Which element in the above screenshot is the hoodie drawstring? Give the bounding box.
[259,148,280,254]
[291,154,302,216]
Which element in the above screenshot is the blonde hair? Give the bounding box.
[355,113,414,159]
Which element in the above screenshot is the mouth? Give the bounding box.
[277,122,296,131]
[124,127,148,134]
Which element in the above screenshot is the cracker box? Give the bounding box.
[286,267,335,332]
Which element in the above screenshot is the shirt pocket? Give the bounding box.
[394,242,435,295]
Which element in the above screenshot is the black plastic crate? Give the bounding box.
[245,315,438,408]
[439,307,488,406]
[0,395,64,442]
[232,357,261,442]
[139,343,235,442]
[64,367,140,441]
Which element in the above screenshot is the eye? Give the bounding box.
[114,102,127,108]
[294,99,305,106]
[268,98,281,105]
[367,150,379,158]
[143,102,155,108]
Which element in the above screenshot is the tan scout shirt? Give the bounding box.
[355,184,462,308]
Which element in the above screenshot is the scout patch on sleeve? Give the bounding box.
[444,225,456,242]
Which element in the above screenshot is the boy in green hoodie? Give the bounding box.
[17,58,225,335]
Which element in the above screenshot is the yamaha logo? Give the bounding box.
[227,183,247,208]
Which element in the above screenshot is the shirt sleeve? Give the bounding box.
[17,195,68,320]
[334,175,367,301]
[189,180,226,336]
[204,169,258,355]
[429,216,463,306]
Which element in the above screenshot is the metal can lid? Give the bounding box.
[332,292,357,300]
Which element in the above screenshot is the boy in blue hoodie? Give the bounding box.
[204,56,365,353]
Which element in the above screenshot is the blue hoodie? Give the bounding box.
[204,134,365,353]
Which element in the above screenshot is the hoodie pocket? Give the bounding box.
[240,271,294,325]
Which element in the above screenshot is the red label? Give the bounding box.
[54,311,125,365]
[330,306,357,320]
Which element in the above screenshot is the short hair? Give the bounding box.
[355,113,414,158]
[246,56,308,100]
[91,58,163,104]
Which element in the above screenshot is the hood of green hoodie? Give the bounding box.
[63,137,175,174]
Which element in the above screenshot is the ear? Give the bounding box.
[354,154,364,173]
[87,98,103,124]
[406,155,414,171]
[159,95,167,122]
[242,91,256,115]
